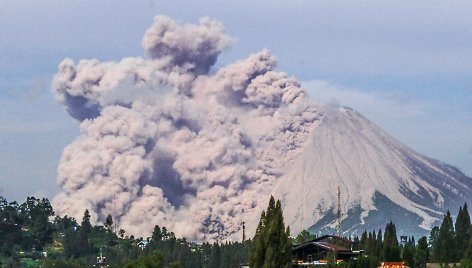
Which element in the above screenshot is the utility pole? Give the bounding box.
[113,195,117,235]
[336,186,341,236]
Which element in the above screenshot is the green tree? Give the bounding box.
[77,209,92,256]
[429,226,439,259]
[293,229,316,245]
[414,236,429,268]
[18,197,55,249]
[119,228,126,238]
[382,221,400,262]
[360,230,368,250]
[460,258,472,268]
[249,196,291,268]
[0,198,22,256]
[455,203,471,259]
[434,211,455,263]
[376,229,383,258]
[63,226,80,258]
[123,252,165,268]
[152,225,162,243]
[162,226,169,241]
[402,237,415,268]
[104,214,113,231]
[208,242,221,268]
[465,232,472,259]
[81,209,92,233]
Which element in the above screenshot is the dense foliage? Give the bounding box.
[357,203,472,268]
[0,195,250,267]
[2,194,472,268]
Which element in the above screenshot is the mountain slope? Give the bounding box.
[272,105,472,236]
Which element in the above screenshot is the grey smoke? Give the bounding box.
[52,15,319,241]
[142,15,232,75]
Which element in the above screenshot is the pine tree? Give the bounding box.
[429,226,440,261]
[360,230,368,250]
[376,229,383,258]
[414,236,429,268]
[78,209,92,256]
[435,211,455,263]
[162,226,169,241]
[249,196,291,268]
[154,226,162,241]
[209,242,221,268]
[81,209,92,234]
[455,203,471,259]
[465,228,472,259]
[402,237,415,268]
[104,214,113,231]
[382,221,400,262]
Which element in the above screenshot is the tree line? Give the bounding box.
[0,195,250,267]
[2,194,472,267]
[355,203,472,268]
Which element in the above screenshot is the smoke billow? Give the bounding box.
[52,15,319,241]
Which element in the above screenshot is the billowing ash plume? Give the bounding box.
[52,15,319,241]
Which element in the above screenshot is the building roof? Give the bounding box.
[292,241,355,254]
[312,235,354,244]
[292,235,358,255]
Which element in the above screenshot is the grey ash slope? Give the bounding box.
[273,105,472,236]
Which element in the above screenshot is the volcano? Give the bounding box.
[271,104,472,237]
[52,15,471,241]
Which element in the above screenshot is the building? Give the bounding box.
[292,235,360,265]
[379,262,409,268]
[137,240,149,250]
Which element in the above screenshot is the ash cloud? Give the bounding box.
[52,15,319,241]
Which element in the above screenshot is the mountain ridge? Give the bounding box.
[269,104,472,237]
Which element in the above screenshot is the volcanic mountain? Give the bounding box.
[52,15,471,241]
[271,104,472,237]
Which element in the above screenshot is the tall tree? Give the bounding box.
[434,211,455,263]
[465,232,472,259]
[0,197,22,256]
[249,196,291,268]
[81,209,92,234]
[152,225,163,243]
[77,209,92,256]
[18,197,55,249]
[104,214,113,232]
[360,230,368,250]
[208,242,221,268]
[382,221,400,262]
[376,229,383,258]
[455,203,471,259]
[429,226,439,260]
[414,236,429,268]
[402,237,415,268]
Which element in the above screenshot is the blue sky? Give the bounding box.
[1,1,471,201]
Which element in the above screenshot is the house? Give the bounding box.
[292,235,360,265]
[137,240,149,250]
